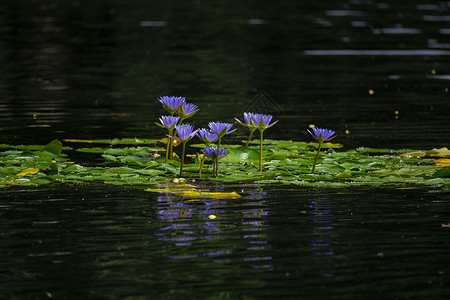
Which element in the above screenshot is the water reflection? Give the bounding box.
[154,184,272,268]
[304,49,450,55]
[0,2,124,143]
[309,192,334,278]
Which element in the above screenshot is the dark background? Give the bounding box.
[1,0,448,149]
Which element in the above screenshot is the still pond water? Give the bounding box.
[1,0,449,299]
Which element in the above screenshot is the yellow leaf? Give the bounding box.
[400,151,426,157]
[434,158,450,167]
[63,139,96,143]
[402,147,450,157]
[146,183,241,199]
[176,190,241,199]
[186,154,205,159]
[16,168,39,177]
[427,147,450,157]
[161,138,181,146]
[306,142,344,147]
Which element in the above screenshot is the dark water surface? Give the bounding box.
[0,0,449,148]
[1,186,450,299]
[1,0,450,299]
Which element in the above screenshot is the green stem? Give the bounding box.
[245,130,254,147]
[311,142,322,174]
[179,142,186,177]
[168,113,175,160]
[165,129,173,163]
[199,155,205,178]
[215,138,221,177]
[169,137,173,160]
[259,130,263,172]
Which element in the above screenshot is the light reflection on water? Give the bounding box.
[309,193,335,278]
[1,186,450,298]
[154,185,273,268]
[304,49,450,55]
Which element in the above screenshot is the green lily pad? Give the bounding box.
[42,139,63,156]
[220,146,260,163]
[0,139,449,189]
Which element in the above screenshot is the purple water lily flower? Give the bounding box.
[168,123,198,178]
[235,112,256,128]
[197,128,218,145]
[156,115,181,162]
[207,122,235,177]
[208,122,236,138]
[307,127,336,174]
[242,113,278,172]
[202,147,229,160]
[155,115,180,130]
[171,124,198,142]
[158,96,185,115]
[235,112,258,146]
[307,127,336,143]
[251,114,279,131]
[177,102,199,120]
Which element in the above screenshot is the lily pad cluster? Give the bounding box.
[0,138,448,190]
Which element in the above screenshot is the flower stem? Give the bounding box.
[199,155,205,178]
[165,129,173,163]
[245,130,254,147]
[180,142,186,177]
[215,138,221,177]
[169,137,173,160]
[259,130,263,172]
[168,112,177,160]
[311,142,322,174]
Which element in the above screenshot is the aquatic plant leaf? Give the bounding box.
[63,138,159,145]
[16,168,40,177]
[220,146,260,163]
[104,167,136,174]
[0,144,47,151]
[434,158,450,167]
[102,154,117,162]
[1,139,449,189]
[335,171,353,179]
[41,140,63,156]
[432,168,450,178]
[161,163,179,174]
[76,147,110,153]
[356,147,418,154]
[62,164,87,173]
[134,169,166,176]
[146,187,241,199]
[306,142,344,148]
[426,147,450,157]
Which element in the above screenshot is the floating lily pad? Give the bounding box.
[0,139,449,189]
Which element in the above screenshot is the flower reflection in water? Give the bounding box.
[309,192,335,277]
[242,188,272,269]
[154,184,272,268]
